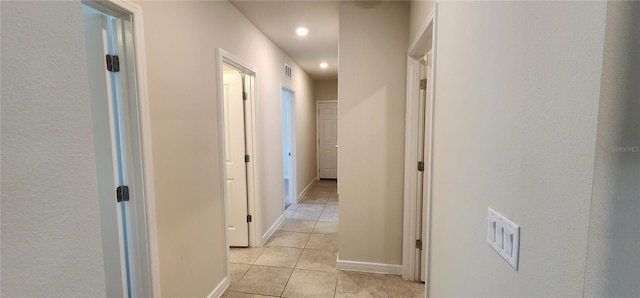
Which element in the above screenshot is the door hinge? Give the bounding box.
[417,161,425,172]
[419,79,427,90]
[242,91,247,100]
[116,185,129,202]
[105,55,120,72]
[247,215,252,223]
[245,155,250,163]
[416,239,423,250]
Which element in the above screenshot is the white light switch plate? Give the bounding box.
[487,208,520,270]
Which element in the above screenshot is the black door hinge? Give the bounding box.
[116,185,129,202]
[245,155,250,163]
[106,55,120,72]
[417,161,425,172]
[247,215,252,223]
[416,239,423,250]
[420,79,427,90]
[242,92,247,100]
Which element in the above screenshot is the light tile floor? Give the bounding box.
[223,180,424,298]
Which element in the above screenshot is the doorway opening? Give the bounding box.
[218,49,260,252]
[282,87,297,209]
[81,1,158,296]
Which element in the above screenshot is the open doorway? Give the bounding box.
[282,87,296,209]
[218,49,260,251]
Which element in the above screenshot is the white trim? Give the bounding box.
[402,4,439,288]
[261,214,285,245]
[85,0,161,296]
[217,49,261,248]
[297,177,317,201]
[316,100,339,179]
[336,259,402,275]
[207,276,230,298]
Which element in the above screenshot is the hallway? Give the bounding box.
[223,180,424,297]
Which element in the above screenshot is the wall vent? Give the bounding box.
[284,64,292,79]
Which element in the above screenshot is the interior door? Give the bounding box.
[419,51,434,282]
[224,70,249,247]
[83,3,154,296]
[318,102,338,179]
[83,8,127,297]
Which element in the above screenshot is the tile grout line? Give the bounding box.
[278,230,312,297]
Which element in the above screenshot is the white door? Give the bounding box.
[82,4,152,297]
[419,51,434,282]
[224,70,249,247]
[318,102,338,179]
[282,88,295,207]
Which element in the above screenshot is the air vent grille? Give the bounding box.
[284,64,292,79]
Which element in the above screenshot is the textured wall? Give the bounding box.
[584,1,640,296]
[338,1,409,266]
[1,1,107,296]
[134,1,315,296]
[424,2,606,296]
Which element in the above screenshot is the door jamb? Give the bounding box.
[316,100,339,180]
[402,4,438,290]
[281,85,298,205]
[82,0,160,296]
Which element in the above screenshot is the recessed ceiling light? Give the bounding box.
[296,27,309,36]
[320,62,328,69]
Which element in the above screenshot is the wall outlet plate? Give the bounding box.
[487,207,520,270]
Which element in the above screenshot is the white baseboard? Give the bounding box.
[207,276,230,298]
[261,214,285,245]
[336,258,403,275]
[297,177,318,202]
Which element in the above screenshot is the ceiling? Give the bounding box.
[230,1,339,80]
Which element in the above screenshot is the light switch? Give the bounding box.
[504,229,513,257]
[488,219,496,243]
[496,224,504,250]
[487,208,520,270]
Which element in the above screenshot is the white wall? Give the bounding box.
[417,2,607,296]
[134,1,315,296]
[0,1,108,296]
[584,1,640,296]
[338,1,409,266]
[315,79,338,101]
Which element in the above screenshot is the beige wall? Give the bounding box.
[1,1,108,296]
[417,2,607,296]
[584,1,640,296]
[135,1,315,296]
[409,1,436,43]
[315,79,338,101]
[338,1,409,266]
[293,78,318,198]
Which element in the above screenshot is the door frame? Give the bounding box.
[402,4,438,287]
[281,85,298,205]
[82,0,160,296]
[316,100,339,179]
[217,49,261,248]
